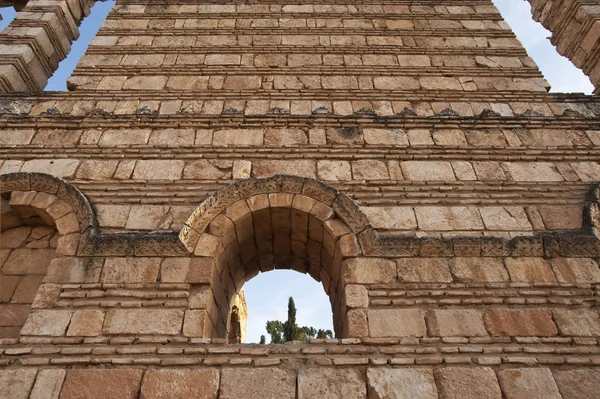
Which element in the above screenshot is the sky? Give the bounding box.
[0,0,595,343]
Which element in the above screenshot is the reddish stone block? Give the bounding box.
[368,309,426,337]
[504,257,556,282]
[299,368,366,399]
[497,368,561,399]
[554,369,600,399]
[0,369,38,399]
[553,309,600,336]
[435,367,501,399]
[140,369,219,399]
[428,309,488,337]
[60,369,143,399]
[220,368,295,399]
[484,309,557,337]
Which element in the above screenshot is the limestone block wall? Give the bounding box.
[1,0,600,397]
[526,0,600,93]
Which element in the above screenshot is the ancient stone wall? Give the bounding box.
[1,0,600,397]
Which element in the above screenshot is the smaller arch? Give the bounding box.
[1,172,97,255]
[180,175,373,339]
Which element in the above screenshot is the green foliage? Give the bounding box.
[264,296,333,343]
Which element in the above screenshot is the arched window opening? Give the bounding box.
[0,192,60,338]
[493,0,594,93]
[241,270,334,344]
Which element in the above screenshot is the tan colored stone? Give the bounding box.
[352,160,389,180]
[101,258,160,283]
[553,309,600,336]
[435,367,501,399]
[60,369,143,399]
[397,258,452,282]
[415,206,484,230]
[363,128,408,145]
[551,258,600,283]
[67,310,104,336]
[220,368,295,399]
[45,258,103,284]
[537,205,582,230]
[401,161,455,181]
[484,309,557,336]
[183,309,207,337]
[497,368,561,399]
[184,159,233,179]
[1,226,31,248]
[103,309,183,335]
[0,304,29,326]
[30,369,66,399]
[554,369,600,399]
[362,207,417,230]
[428,309,488,337]
[503,162,563,182]
[140,369,219,399]
[504,257,556,282]
[317,160,351,181]
[345,284,368,308]
[368,309,427,337]
[76,160,118,180]
[479,207,532,230]
[451,258,509,282]
[253,160,316,178]
[344,258,396,283]
[367,368,438,399]
[299,368,366,399]
[132,160,184,180]
[21,310,71,336]
[0,369,38,399]
[10,274,43,303]
[99,129,151,146]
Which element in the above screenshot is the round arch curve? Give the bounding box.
[180,175,374,339]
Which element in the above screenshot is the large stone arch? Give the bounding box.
[1,172,97,256]
[180,175,373,339]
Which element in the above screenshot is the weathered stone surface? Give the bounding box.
[132,160,184,180]
[553,309,600,336]
[497,368,561,399]
[435,367,501,399]
[220,368,295,399]
[504,257,556,282]
[553,369,600,399]
[345,284,369,308]
[66,309,104,336]
[428,309,488,337]
[362,206,417,230]
[367,368,438,399]
[0,369,38,399]
[29,369,65,399]
[101,258,160,283]
[103,309,184,335]
[2,248,55,275]
[299,368,366,399]
[140,369,219,399]
[21,310,71,336]
[415,207,484,230]
[551,258,600,283]
[401,161,455,181]
[368,309,427,337]
[451,258,509,282]
[344,258,397,283]
[60,369,143,399]
[484,309,557,336]
[396,258,452,282]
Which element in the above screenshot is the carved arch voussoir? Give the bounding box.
[180,175,376,254]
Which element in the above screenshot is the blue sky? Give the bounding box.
[0,0,595,343]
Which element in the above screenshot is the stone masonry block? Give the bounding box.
[367,368,438,399]
[220,368,295,399]
[553,369,600,399]
[30,369,66,399]
[368,309,427,337]
[101,258,160,283]
[435,367,501,399]
[0,369,38,399]
[504,257,556,282]
[299,368,366,399]
[553,309,600,336]
[497,368,561,399]
[60,369,143,399]
[345,284,369,308]
[66,309,104,336]
[103,309,184,335]
[140,369,219,399]
[428,309,488,337]
[484,309,558,337]
[397,258,452,282]
[551,258,600,283]
[21,310,71,336]
[343,258,397,283]
[451,257,509,282]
